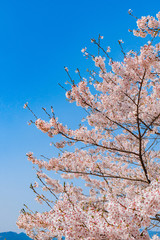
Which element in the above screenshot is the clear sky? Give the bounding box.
[0,0,160,233]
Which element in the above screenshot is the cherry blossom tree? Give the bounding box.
[17,11,160,240]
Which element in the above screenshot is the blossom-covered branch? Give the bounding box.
[17,11,160,240]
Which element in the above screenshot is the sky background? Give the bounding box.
[0,0,160,233]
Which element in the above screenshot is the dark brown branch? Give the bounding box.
[136,69,150,183]
[60,169,148,184]
[142,113,160,137]
[59,131,139,157]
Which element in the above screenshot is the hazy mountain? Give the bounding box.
[0,232,63,240]
[0,231,32,240]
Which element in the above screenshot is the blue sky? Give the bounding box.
[0,0,160,233]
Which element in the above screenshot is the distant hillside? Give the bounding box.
[0,231,32,240]
[0,232,62,240]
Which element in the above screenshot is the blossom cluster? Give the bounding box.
[133,12,160,37]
